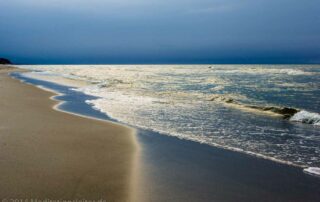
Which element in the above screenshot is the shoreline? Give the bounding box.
[4,66,320,201]
[15,65,320,171]
[12,71,308,170]
[15,71,138,138]
[136,129,320,201]
[0,66,138,201]
[10,69,319,172]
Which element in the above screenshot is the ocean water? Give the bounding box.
[18,65,320,172]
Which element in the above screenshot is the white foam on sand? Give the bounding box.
[303,167,320,177]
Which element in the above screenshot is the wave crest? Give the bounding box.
[209,94,298,117]
[209,94,320,126]
[303,167,320,177]
[290,111,320,125]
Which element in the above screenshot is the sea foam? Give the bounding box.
[290,111,320,126]
[303,167,320,177]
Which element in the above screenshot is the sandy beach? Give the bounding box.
[0,66,137,201]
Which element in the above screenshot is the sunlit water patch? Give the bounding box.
[18,65,320,173]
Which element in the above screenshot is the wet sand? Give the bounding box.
[137,130,320,202]
[0,66,137,201]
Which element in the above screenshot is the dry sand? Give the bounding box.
[0,66,137,201]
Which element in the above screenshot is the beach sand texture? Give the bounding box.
[0,66,137,201]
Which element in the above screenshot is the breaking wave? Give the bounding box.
[209,94,320,126]
[303,167,320,177]
[209,94,298,117]
[290,111,320,126]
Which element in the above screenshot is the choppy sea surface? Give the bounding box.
[18,65,320,174]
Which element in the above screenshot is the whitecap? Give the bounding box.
[303,167,320,177]
[290,110,320,125]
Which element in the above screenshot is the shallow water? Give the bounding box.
[10,72,320,202]
[17,65,320,169]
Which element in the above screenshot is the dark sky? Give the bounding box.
[1,0,319,64]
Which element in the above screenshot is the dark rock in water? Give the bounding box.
[209,95,299,119]
[0,58,12,64]
[224,98,234,103]
[267,107,298,117]
[247,105,299,119]
[209,95,235,103]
